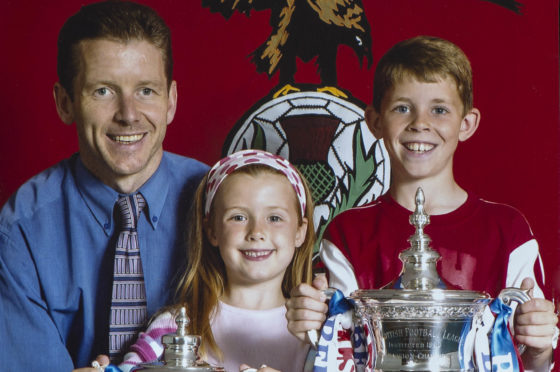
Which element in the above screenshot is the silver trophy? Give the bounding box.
[133,307,225,371]
[314,188,530,371]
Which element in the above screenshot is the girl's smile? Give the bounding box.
[206,172,307,289]
[240,249,275,260]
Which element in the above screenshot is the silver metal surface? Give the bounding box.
[134,307,225,371]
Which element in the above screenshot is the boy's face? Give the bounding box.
[367,75,479,184]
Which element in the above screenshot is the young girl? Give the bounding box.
[119,149,315,372]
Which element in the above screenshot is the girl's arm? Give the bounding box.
[119,311,178,372]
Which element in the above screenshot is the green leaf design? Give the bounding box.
[250,122,266,149]
[314,126,377,253]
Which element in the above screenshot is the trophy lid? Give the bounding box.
[398,187,444,291]
[161,307,200,346]
[350,187,489,304]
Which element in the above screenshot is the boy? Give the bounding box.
[286,36,557,371]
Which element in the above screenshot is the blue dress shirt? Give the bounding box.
[0,152,208,371]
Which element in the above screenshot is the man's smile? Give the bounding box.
[107,133,145,144]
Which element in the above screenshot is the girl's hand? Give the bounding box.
[285,274,329,342]
[72,355,110,372]
[515,278,558,370]
[239,363,281,372]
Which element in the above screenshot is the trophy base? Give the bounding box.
[376,351,474,371]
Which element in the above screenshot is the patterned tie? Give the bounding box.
[108,193,148,361]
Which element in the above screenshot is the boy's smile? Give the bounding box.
[368,75,479,184]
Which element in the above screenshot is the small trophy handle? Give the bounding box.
[497,287,532,354]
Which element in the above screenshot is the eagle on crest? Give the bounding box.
[202,0,523,97]
[202,0,373,97]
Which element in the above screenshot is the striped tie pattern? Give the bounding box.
[108,193,147,361]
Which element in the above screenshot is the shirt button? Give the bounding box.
[152,216,158,223]
[104,223,110,230]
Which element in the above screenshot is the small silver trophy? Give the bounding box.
[134,307,225,371]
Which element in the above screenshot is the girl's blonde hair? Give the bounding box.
[174,163,315,359]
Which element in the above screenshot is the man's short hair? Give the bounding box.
[57,0,173,99]
[372,36,473,116]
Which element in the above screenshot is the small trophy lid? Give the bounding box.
[161,307,200,346]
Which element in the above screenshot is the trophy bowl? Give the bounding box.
[351,289,483,371]
[350,287,529,371]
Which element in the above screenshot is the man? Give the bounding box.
[0,2,208,370]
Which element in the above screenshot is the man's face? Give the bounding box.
[61,38,177,193]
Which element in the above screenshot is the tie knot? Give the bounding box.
[116,193,146,230]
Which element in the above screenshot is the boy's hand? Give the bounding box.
[286,274,329,342]
[514,278,558,369]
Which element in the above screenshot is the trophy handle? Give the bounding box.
[497,287,531,305]
[307,288,337,349]
[496,287,532,354]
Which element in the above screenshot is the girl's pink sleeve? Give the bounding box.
[119,311,178,372]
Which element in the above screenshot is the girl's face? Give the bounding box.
[206,172,307,291]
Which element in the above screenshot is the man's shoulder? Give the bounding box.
[1,157,76,225]
[162,152,209,180]
[163,152,208,169]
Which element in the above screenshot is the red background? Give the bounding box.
[1,0,558,307]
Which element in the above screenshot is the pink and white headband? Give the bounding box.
[204,149,307,218]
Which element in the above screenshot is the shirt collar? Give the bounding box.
[136,154,170,230]
[74,155,120,236]
[74,153,170,235]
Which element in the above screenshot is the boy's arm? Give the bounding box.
[506,239,544,298]
[320,239,359,296]
[286,275,329,343]
[286,237,359,343]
